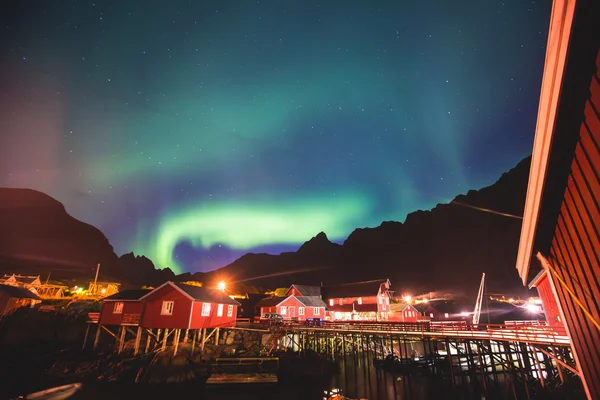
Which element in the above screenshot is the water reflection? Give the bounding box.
[72,351,469,400]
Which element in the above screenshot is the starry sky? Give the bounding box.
[0,0,552,274]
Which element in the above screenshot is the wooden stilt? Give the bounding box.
[183,329,189,343]
[173,329,180,356]
[82,324,91,351]
[93,324,102,350]
[215,327,220,345]
[156,329,162,350]
[201,328,207,351]
[145,328,152,353]
[118,326,126,354]
[162,328,169,351]
[134,327,142,355]
[191,329,197,355]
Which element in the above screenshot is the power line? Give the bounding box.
[450,200,523,220]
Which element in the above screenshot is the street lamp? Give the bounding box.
[217,281,226,292]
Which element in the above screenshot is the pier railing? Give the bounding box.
[279,320,569,345]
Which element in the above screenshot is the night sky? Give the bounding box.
[1,1,551,274]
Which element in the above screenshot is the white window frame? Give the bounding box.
[430,313,434,318]
[217,304,223,317]
[280,306,287,315]
[201,302,211,316]
[161,301,174,316]
[298,307,305,316]
[445,313,449,318]
[357,297,362,305]
[314,307,320,316]
[329,299,333,306]
[227,304,234,317]
[340,299,344,305]
[113,302,124,314]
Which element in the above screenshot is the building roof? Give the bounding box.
[103,289,151,301]
[174,283,241,305]
[322,279,389,298]
[515,0,598,284]
[288,284,322,297]
[0,284,41,300]
[295,296,327,308]
[255,296,285,308]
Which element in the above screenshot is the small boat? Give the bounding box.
[323,388,367,400]
[13,383,83,400]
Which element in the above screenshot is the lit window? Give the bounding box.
[227,305,233,317]
[386,297,389,305]
[217,304,223,317]
[444,313,449,318]
[379,297,382,304]
[113,302,124,314]
[430,313,434,318]
[329,299,333,306]
[340,299,344,305]
[201,302,211,316]
[280,306,287,315]
[299,307,305,316]
[161,301,174,316]
[314,307,320,316]
[358,297,362,305]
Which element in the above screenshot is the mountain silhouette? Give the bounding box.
[1,156,534,296]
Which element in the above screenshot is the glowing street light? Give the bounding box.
[217,281,226,292]
[403,295,412,303]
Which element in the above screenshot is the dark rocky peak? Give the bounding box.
[297,232,337,253]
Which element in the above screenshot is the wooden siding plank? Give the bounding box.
[553,226,600,394]
[550,239,600,396]
[565,175,600,267]
[558,198,600,321]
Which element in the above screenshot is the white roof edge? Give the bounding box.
[515,0,577,285]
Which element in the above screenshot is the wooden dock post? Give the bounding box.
[93,324,102,350]
[118,326,126,354]
[145,328,152,353]
[183,329,189,343]
[201,328,207,351]
[162,328,169,351]
[191,329,197,355]
[173,329,180,356]
[215,327,220,345]
[82,324,90,351]
[134,327,142,355]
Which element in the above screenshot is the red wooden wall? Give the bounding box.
[534,273,563,327]
[99,301,143,326]
[190,302,237,329]
[140,284,193,329]
[548,47,600,399]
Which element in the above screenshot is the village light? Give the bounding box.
[217,281,226,292]
[403,295,412,303]
[101,288,106,294]
[525,304,542,313]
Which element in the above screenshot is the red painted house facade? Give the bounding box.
[322,279,392,321]
[528,270,564,328]
[140,282,240,329]
[277,296,327,321]
[400,304,431,323]
[99,289,150,326]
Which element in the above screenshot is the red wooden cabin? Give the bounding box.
[276,296,327,321]
[255,296,284,318]
[400,304,431,323]
[322,279,392,321]
[528,270,564,328]
[99,289,150,326]
[139,282,240,329]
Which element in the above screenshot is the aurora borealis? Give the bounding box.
[1,0,552,274]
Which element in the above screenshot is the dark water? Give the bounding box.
[68,354,464,400]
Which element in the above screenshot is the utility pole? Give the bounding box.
[94,264,100,285]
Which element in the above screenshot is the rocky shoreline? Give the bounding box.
[1,309,338,398]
